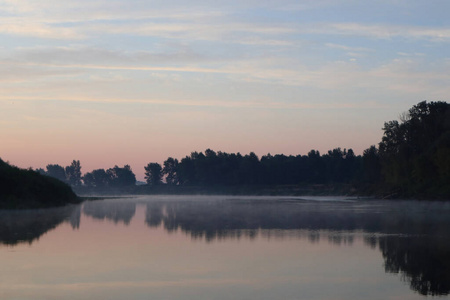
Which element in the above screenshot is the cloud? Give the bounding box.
[0,60,85,83]
[324,43,372,52]
[397,52,425,57]
[238,38,295,46]
[1,0,450,47]
[0,22,83,39]
[2,54,449,110]
[0,94,389,111]
[11,45,212,66]
[0,1,448,112]
[312,23,450,42]
[80,21,297,46]
[2,45,450,99]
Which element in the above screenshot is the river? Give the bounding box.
[0,195,449,299]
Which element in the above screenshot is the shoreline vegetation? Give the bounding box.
[0,159,80,209]
[75,101,450,201]
[1,101,449,208]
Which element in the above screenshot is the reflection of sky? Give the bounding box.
[1,1,450,179]
[0,199,442,300]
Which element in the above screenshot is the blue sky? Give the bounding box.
[1,0,449,179]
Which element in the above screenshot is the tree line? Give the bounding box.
[38,101,449,198]
[37,162,137,189]
[377,101,450,197]
[38,148,367,188]
[144,148,363,187]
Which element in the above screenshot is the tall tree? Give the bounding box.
[144,163,163,185]
[362,145,381,183]
[177,156,195,185]
[163,158,178,185]
[83,169,111,188]
[65,160,82,186]
[107,165,136,187]
[378,101,450,195]
[240,152,260,184]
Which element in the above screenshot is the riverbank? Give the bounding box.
[73,183,449,200]
[0,159,81,209]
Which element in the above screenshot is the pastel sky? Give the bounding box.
[1,0,449,180]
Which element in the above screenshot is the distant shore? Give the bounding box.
[73,183,448,200]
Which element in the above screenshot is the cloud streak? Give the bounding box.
[2,49,449,102]
[0,22,83,39]
[0,95,379,110]
[323,23,450,41]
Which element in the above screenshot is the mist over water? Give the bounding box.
[0,196,449,299]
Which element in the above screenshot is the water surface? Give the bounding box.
[1,195,449,299]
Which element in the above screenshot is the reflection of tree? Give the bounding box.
[83,201,136,225]
[145,203,163,227]
[69,206,81,229]
[0,205,80,246]
[378,236,450,296]
[143,199,450,295]
[143,199,392,240]
[145,200,299,241]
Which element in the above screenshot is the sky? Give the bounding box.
[1,0,449,180]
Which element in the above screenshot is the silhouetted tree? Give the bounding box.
[107,165,136,187]
[240,152,260,184]
[36,168,46,175]
[163,158,178,185]
[144,163,163,185]
[83,169,110,188]
[378,101,450,196]
[177,155,195,185]
[65,160,82,186]
[307,150,325,183]
[342,148,360,182]
[46,164,66,182]
[362,145,381,183]
[325,148,345,182]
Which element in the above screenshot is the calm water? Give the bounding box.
[1,195,449,300]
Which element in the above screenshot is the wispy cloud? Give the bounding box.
[0,22,83,39]
[2,0,450,46]
[0,94,387,110]
[80,21,297,46]
[2,43,450,94]
[324,43,372,52]
[10,45,212,65]
[312,23,450,41]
